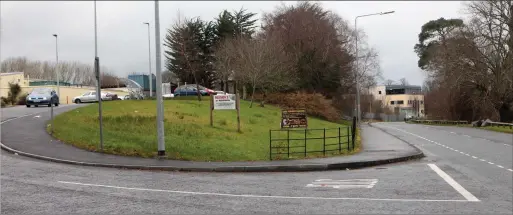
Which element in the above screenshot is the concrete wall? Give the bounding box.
[1,72,29,87]
[1,85,129,104]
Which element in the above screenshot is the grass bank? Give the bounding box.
[51,99,358,161]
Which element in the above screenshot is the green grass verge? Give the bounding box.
[407,121,513,134]
[50,99,358,161]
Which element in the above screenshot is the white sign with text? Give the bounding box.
[213,94,237,110]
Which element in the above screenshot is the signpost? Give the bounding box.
[281,109,308,129]
[210,94,240,132]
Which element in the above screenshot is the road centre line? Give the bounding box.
[427,164,480,202]
[380,125,512,173]
[57,181,472,202]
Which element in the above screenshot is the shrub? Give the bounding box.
[254,92,341,122]
[7,83,22,105]
[16,93,28,105]
[0,97,7,107]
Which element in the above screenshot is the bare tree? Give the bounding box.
[224,35,294,108]
[384,79,395,86]
[399,78,409,86]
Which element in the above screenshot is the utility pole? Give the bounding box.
[354,10,395,125]
[143,22,153,97]
[94,0,104,151]
[154,0,165,156]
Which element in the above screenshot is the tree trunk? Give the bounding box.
[243,85,247,100]
[259,91,266,107]
[194,75,202,101]
[249,84,256,108]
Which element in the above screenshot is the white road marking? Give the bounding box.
[497,165,504,169]
[450,132,456,134]
[508,169,513,172]
[57,181,471,202]
[427,164,480,202]
[306,179,378,189]
[380,125,511,173]
[33,115,40,118]
[463,135,471,137]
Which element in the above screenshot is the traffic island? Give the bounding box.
[0,103,424,172]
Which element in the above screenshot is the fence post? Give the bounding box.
[338,127,341,153]
[304,129,307,158]
[351,116,356,150]
[287,129,290,158]
[269,130,272,161]
[323,128,326,156]
[346,127,350,151]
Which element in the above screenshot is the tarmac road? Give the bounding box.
[1,107,512,214]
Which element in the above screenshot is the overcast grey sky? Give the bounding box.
[1,1,465,85]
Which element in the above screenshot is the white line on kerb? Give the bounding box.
[57,181,471,202]
[428,164,480,202]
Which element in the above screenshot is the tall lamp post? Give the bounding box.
[154,0,165,156]
[52,34,60,97]
[354,10,394,125]
[94,0,104,151]
[143,22,153,97]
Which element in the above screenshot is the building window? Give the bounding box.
[397,100,404,105]
[420,100,424,104]
[408,100,412,104]
[390,101,395,105]
[378,91,381,95]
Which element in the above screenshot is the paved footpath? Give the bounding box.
[0,105,422,172]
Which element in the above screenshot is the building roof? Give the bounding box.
[0,72,24,76]
[384,85,421,90]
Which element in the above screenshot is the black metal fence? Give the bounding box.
[269,119,356,160]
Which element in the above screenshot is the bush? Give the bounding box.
[1,97,7,107]
[16,93,28,105]
[253,92,341,122]
[7,83,22,105]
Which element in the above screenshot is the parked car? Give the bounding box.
[105,92,119,100]
[26,88,59,107]
[73,91,109,103]
[173,85,213,97]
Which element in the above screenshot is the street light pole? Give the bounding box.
[143,22,153,98]
[94,0,104,151]
[354,10,394,125]
[52,34,60,97]
[154,0,165,157]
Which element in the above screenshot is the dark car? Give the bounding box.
[26,88,59,107]
[173,85,213,97]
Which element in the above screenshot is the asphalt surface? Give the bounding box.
[1,106,512,214]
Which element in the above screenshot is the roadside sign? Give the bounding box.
[210,94,241,132]
[213,94,236,110]
[281,109,308,128]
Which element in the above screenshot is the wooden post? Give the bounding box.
[210,95,214,126]
[236,93,241,132]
